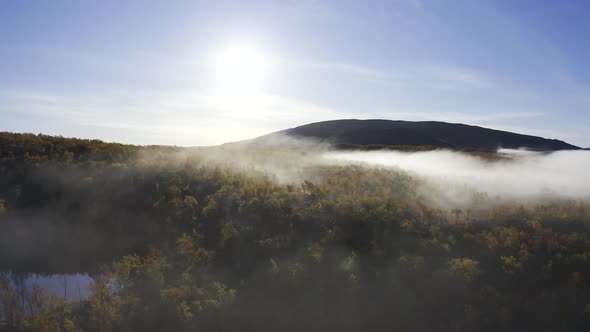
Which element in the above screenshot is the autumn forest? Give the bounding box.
[0,132,589,332]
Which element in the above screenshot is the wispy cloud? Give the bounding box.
[289,56,495,91]
[0,88,350,146]
[281,57,388,80]
[3,86,585,147]
[417,65,495,89]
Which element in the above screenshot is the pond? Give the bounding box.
[2,273,94,301]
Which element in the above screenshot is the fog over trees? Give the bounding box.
[1,132,590,332]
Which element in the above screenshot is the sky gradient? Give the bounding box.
[1,0,589,147]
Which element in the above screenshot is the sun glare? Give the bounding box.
[215,45,268,95]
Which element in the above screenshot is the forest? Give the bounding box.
[1,132,590,332]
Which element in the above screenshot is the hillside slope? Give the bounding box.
[253,119,580,151]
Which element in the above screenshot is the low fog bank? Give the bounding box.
[323,149,590,203]
[170,136,333,183]
[186,135,590,206]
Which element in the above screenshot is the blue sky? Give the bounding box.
[1,0,589,146]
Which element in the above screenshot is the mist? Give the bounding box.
[3,132,590,331]
[323,149,590,202]
[184,136,590,207]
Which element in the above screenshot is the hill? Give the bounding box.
[252,119,580,151]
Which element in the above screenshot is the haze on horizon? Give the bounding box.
[1,0,589,147]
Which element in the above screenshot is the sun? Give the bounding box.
[214,45,268,95]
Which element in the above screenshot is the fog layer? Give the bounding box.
[201,136,590,206]
[323,149,590,202]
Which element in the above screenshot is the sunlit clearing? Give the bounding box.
[215,45,268,95]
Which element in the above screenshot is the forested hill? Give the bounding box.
[253,119,580,151]
[0,132,180,161]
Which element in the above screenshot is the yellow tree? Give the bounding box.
[88,274,122,332]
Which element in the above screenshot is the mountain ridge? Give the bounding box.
[247,119,580,151]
